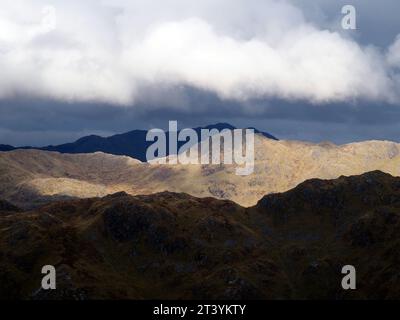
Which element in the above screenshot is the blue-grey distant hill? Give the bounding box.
[0,123,277,162]
[0,145,15,152]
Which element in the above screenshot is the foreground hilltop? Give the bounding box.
[1,171,400,299]
[1,135,400,208]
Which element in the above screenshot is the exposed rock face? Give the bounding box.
[1,171,400,300]
[1,136,400,208]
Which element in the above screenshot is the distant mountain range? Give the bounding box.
[0,144,15,152]
[1,135,400,209]
[0,123,278,161]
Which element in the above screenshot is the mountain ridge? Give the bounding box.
[1,135,400,209]
[0,123,278,161]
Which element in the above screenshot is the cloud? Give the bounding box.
[0,0,400,106]
[388,36,400,67]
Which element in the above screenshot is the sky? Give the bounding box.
[1,0,400,146]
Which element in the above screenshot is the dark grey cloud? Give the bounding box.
[1,89,400,146]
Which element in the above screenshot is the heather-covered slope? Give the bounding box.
[1,171,400,300]
[1,135,400,208]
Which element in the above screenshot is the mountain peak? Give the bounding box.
[0,123,277,160]
[202,122,237,130]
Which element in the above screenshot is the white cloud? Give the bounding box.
[0,0,400,105]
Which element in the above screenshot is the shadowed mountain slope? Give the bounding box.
[1,171,400,299]
[0,123,277,161]
[0,144,15,152]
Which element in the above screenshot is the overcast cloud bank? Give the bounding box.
[1,0,400,107]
